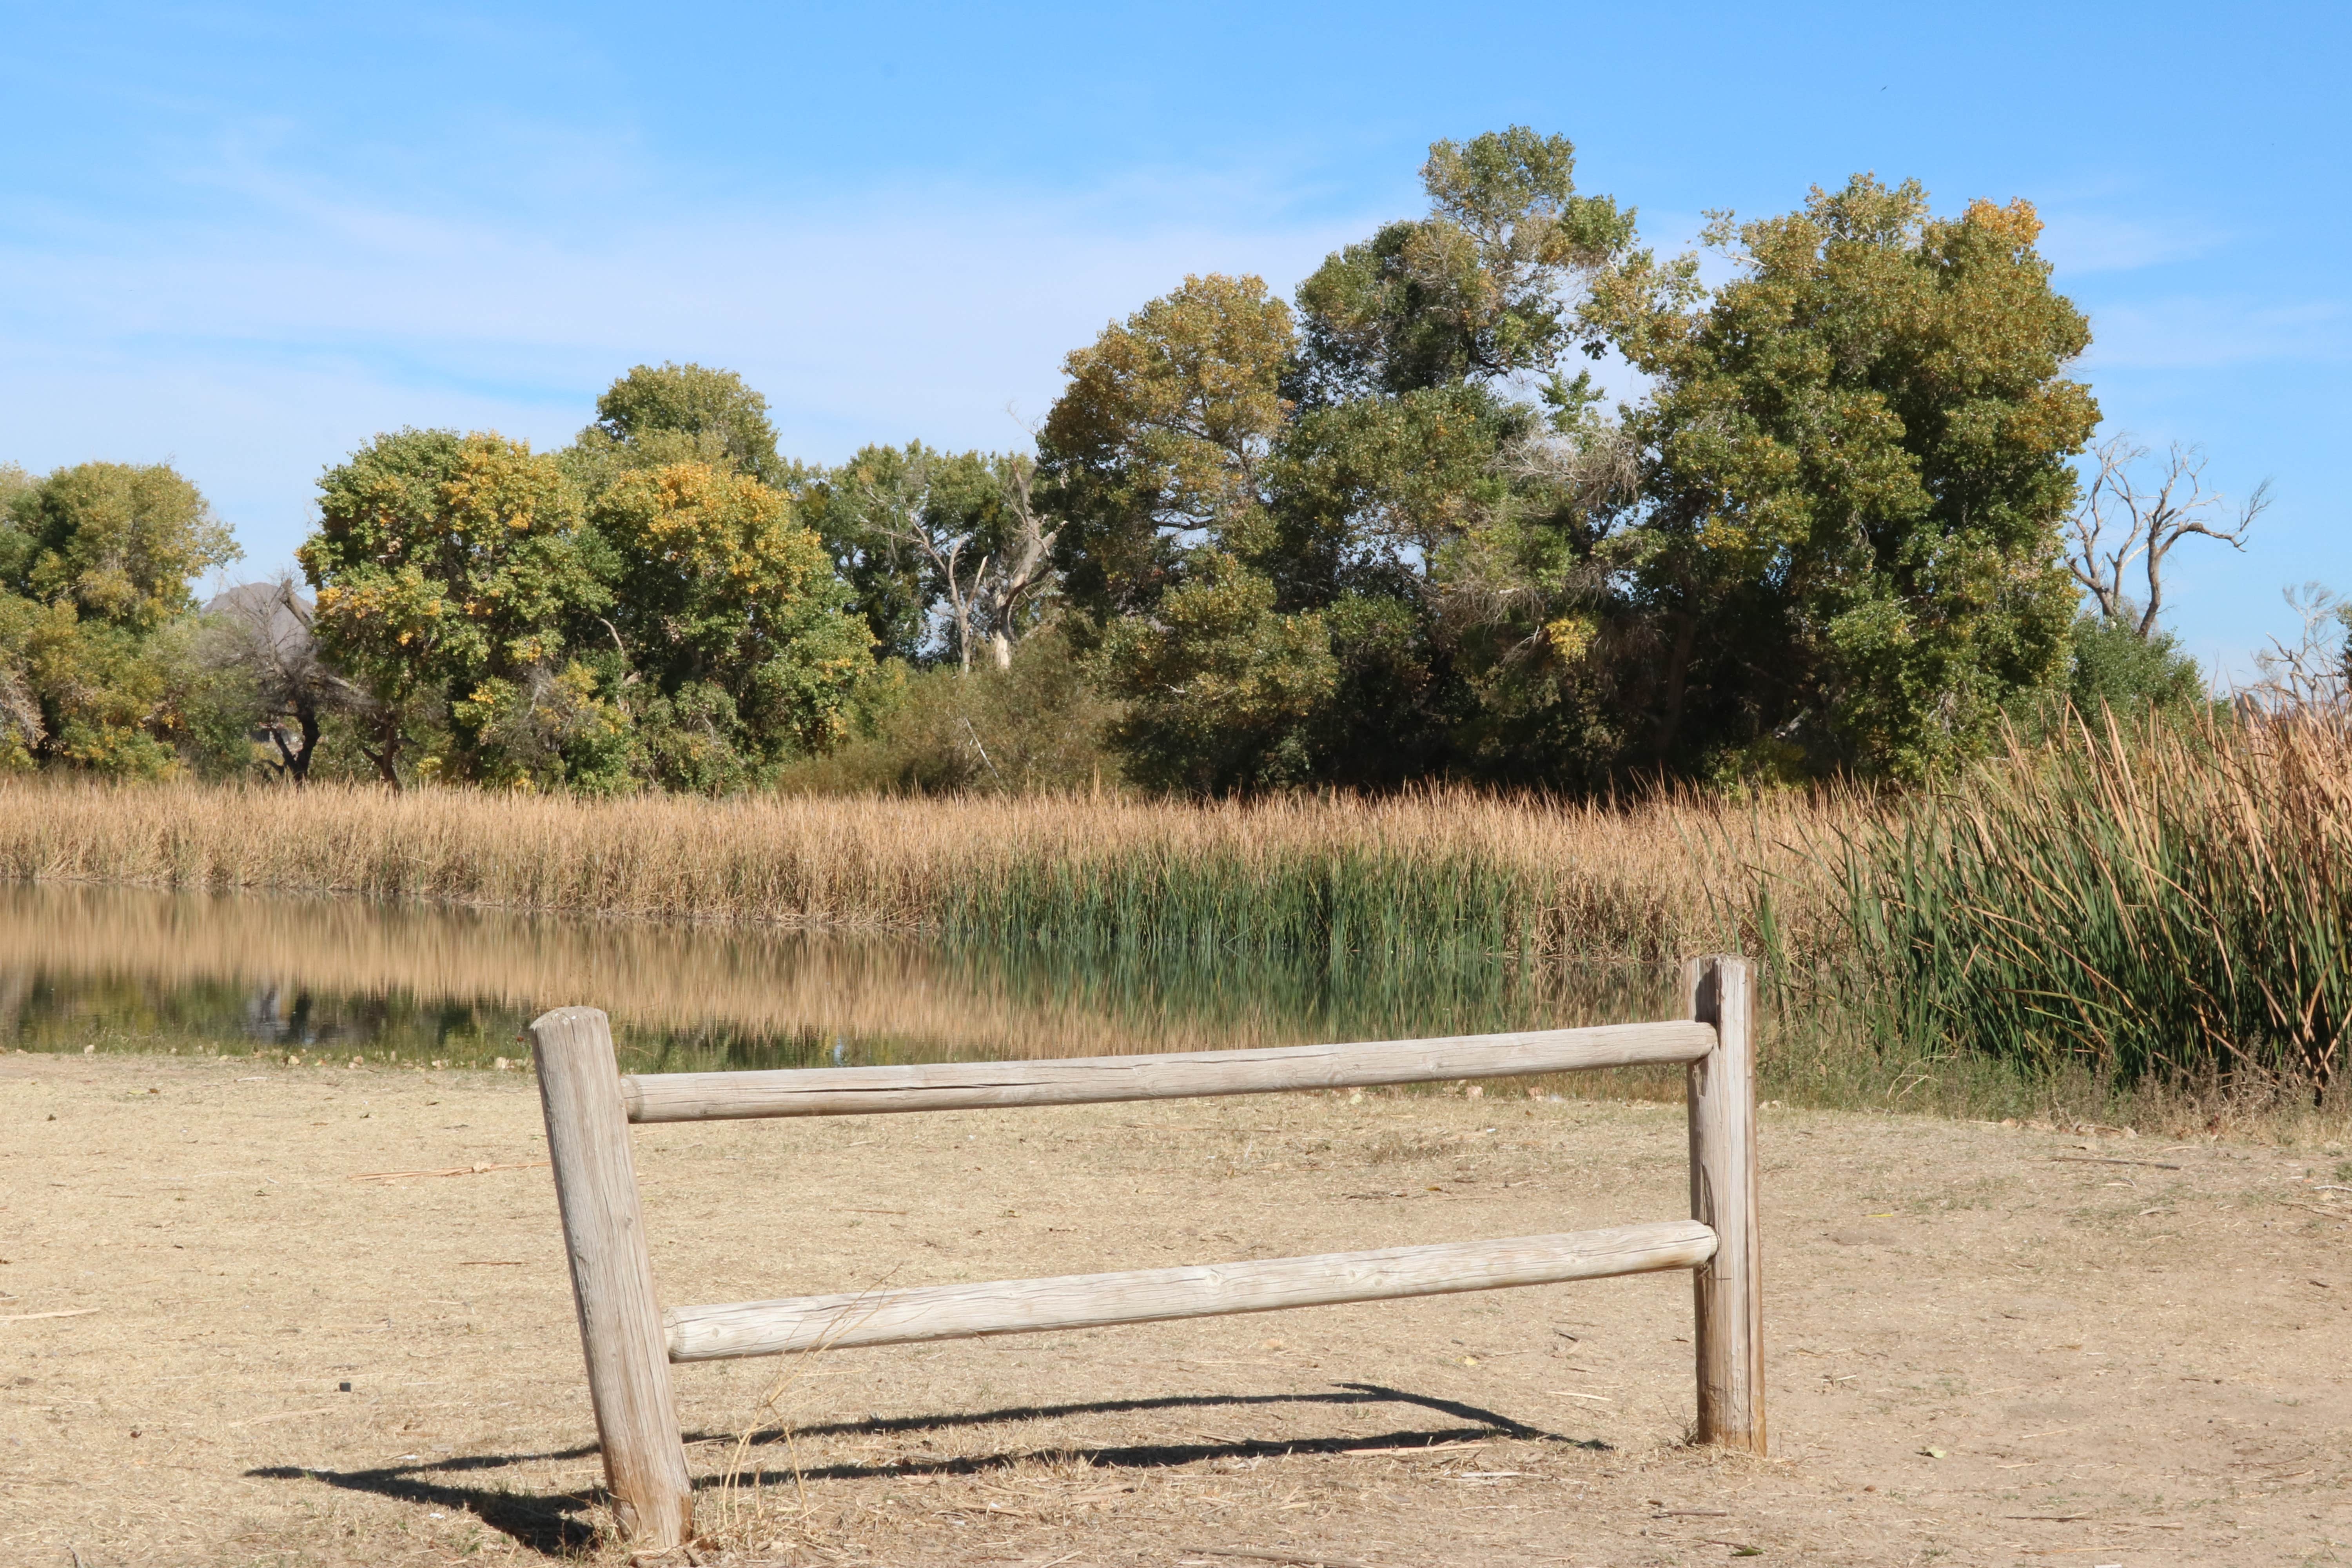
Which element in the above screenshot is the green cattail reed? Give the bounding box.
[1838,707,2352,1094]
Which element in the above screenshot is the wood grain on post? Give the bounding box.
[666,1220,1718,1361]
[622,1021,1716,1123]
[1683,955,1765,1454]
[527,1007,695,1547]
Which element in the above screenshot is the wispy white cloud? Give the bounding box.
[2038,209,2229,276]
[0,158,1379,568]
[2082,295,2348,369]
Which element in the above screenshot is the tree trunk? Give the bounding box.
[289,702,320,784]
[364,712,403,790]
[1653,611,1699,762]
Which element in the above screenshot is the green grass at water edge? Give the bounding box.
[940,847,1529,963]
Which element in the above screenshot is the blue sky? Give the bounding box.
[1,1,2342,676]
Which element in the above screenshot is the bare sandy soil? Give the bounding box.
[4,1051,2350,1568]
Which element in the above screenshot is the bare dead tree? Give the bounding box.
[2069,436,2271,636]
[858,450,1059,673]
[2245,582,2352,713]
[202,575,363,782]
[975,454,1060,671]
[1488,417,1639,518]
[0,662,41,762]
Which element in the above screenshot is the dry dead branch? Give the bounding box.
[2068,434,2269,637]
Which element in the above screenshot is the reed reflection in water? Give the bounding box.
[0,884,1681,1074]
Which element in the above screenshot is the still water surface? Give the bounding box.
[2,884,1679,1072]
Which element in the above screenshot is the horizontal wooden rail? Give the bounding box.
[664,1220,1718,1361]
[622,1020,1715,1123]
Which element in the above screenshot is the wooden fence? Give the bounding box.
[526,954,1763,1548]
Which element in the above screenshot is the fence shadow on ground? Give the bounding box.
[244,1381,1601,1553]
[245,1447,605,1555]
[763,1382,1577,1445]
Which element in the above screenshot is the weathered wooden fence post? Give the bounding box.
[527,1006,695,1547]
[1684,954,1765,1453]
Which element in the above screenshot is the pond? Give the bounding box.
[0,883,1684,1073]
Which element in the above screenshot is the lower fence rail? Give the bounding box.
[526,953,1763,1551]
[666,1220,1719,1361]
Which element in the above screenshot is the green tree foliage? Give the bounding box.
[1292,127,1633,402]
[0,141,2182,804]
[1580,176,2098,781]
[566,361,797,493]
[300,430,622,788]
[803,443,999,664]
[1038,138,2103,793]
[1412,389,1647,788]
[592,462,871,790]
[0,461,239,775]
[783,625,1121,795]
[1046,130,1635,791]
[2065,613,2208,717]
[799,444,935,663]
[1102,554,1337,793]
[1041,272,1296,622]
[1260,382,1554,784]
[7,461,237,633]
[297,390,879,793]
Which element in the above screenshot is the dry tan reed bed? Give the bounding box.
[0,779,1843,950]
[15,737,2352,1133]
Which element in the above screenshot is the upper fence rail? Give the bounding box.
[621,1019,1716,1123]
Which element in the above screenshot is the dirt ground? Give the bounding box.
[4,1051,2350,1568]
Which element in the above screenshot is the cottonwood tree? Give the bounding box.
[0,465,42,766]
[590,461,871,789]
[1102,552,1338,792]
[0,461,239,776]
[1040,273,1296,622]
[301,430,624,789]
[1047,131,1649,790]
[2068,434,2270,637]
[1582,176,2099,782]
[1291,126,1633,403]
[567,362,795,491]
